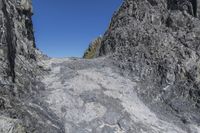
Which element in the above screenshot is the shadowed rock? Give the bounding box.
[167,0,197,16]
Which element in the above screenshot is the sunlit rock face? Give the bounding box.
[39,57,193,133]
[98,0,200,131]
[19,0,32,12]
[83,37,102,59]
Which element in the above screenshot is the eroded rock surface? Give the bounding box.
[0,0,64,132]
[83,37,102,59]
[39,57,198,133]
[1,0,200,132]
[97,0,200,131]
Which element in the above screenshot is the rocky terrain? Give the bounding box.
[0,0,200,133]
[83,37,102,59]
[37,57,198,133]
[97,0,200,132]
[0,0,64,132]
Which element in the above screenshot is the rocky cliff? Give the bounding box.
[0,0,64,132]
[83,37,102,59]
[1,0,200,133]
[98,0,200,131]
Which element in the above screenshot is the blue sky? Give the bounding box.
[32,0,122,57]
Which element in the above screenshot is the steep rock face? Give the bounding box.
[0,0,64,132]
[0,0,35,90]
[98,0,200,129]
[83,37,102,59]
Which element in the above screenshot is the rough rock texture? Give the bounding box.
[98,0,200,131]
[0,0,64,132]
[1,0,200,132]
[83,37,102,59]
[0,0,36,92]
[39,57,198,133]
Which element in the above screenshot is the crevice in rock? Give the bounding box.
[2,0,16,83]
[17,8,36,48]
[167,0,197,17]
[191,0,197,17]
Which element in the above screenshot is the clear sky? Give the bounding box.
[32,0,122,57]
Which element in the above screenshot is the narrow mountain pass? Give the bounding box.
[38,57,187,133]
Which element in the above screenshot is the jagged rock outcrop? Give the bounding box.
[97,0,200,131]
[0,0,64,132]
[83,37,102,59]
[0,0,35,90]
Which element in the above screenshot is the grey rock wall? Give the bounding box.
[98,0,200,129]
[0,0,35,86]
[0,0,65,132]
